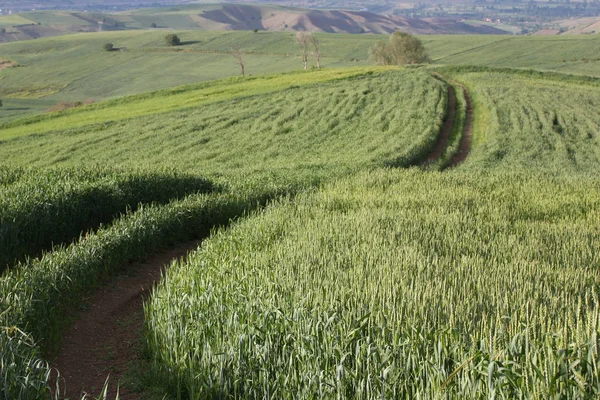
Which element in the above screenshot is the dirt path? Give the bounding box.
[449,83,473,167]
[52,241,202,400]
[421,84,457,166]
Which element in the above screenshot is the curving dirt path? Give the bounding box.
[449,82,473,167]
[421,84,457,166]
[52,241,202,400]
[425,73,473,168]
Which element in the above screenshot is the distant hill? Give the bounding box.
[185,4,508,34]
[0,4,508,43]
[558,17,600,34]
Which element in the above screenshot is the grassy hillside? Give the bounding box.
[0,69,446,178]
[1,30,599,125]
[442,67,600,173]
[0,30,375,123]
[147,168,600,398]
[0,67,391,140]
[1,24,600,397]
[437,34,600,76]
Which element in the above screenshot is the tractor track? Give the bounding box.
[421,84,456,166]
[423,73,473,168]
[52,241,202,400]
[449,80,473,167]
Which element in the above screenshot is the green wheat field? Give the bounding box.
[1,25,599,400]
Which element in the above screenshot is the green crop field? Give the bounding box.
[1,30,599,124]
[147,169,600,399]
[0,69,446,177]
[0,25,599,400]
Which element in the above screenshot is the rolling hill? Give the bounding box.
[1,63,600,398]
[0,3,508,44]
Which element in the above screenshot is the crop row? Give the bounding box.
[0,70,446,179]
[442,68,600,173]
[146,169,600,399]
[0,166,213,271]
[0,177,292,399]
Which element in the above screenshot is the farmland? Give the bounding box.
[147,169,600,398]
[1,30,599,123]
[0,69,446,176]
[0,26,600,400]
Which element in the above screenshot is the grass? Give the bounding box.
[0,69,445,179]
[0,67,395,140]
[0,68,447,398]
[1,30,599,124]
[0,15,35,28]
[0,46,599,397]
[440,67,600,173]
[436,34,600,76]
[146,168,600,399]
[0,166,212,271]
[0,186,286,399]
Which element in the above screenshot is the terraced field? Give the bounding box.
[1,51,599,399]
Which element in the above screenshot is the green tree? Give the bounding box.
[103,43,115,52]
[165,34,181,46]
[369,31,430,65]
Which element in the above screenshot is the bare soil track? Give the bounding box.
[424,73,473,167]
[52,241,202,400]
[449,82,473,167]
[421,84,456,166]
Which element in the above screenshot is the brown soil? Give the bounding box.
[0,60,16,70]
[449,83,473,167]
[421,84,456,166]
[52,241,202,400]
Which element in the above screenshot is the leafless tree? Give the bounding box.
[231,48,246,77]
[308,33,321,69]
[296,31,310,70]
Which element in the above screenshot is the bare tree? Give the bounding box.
[231,48,246,77]
[308,33,321,69]
[296,32,310,70]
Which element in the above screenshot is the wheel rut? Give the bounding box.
[52,241,202,400]
[424,73,473,168]
[421,84,457,166]
[449,81,473,167]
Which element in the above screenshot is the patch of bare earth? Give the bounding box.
[0,60,16,70]
[52,241,202,400]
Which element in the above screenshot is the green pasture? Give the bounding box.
[1,30,599,125]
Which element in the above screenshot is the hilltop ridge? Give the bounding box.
[0,3,507,43]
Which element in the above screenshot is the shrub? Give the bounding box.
[368,31,429,65]
[165,34,181,46]
[103,42,114,52]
